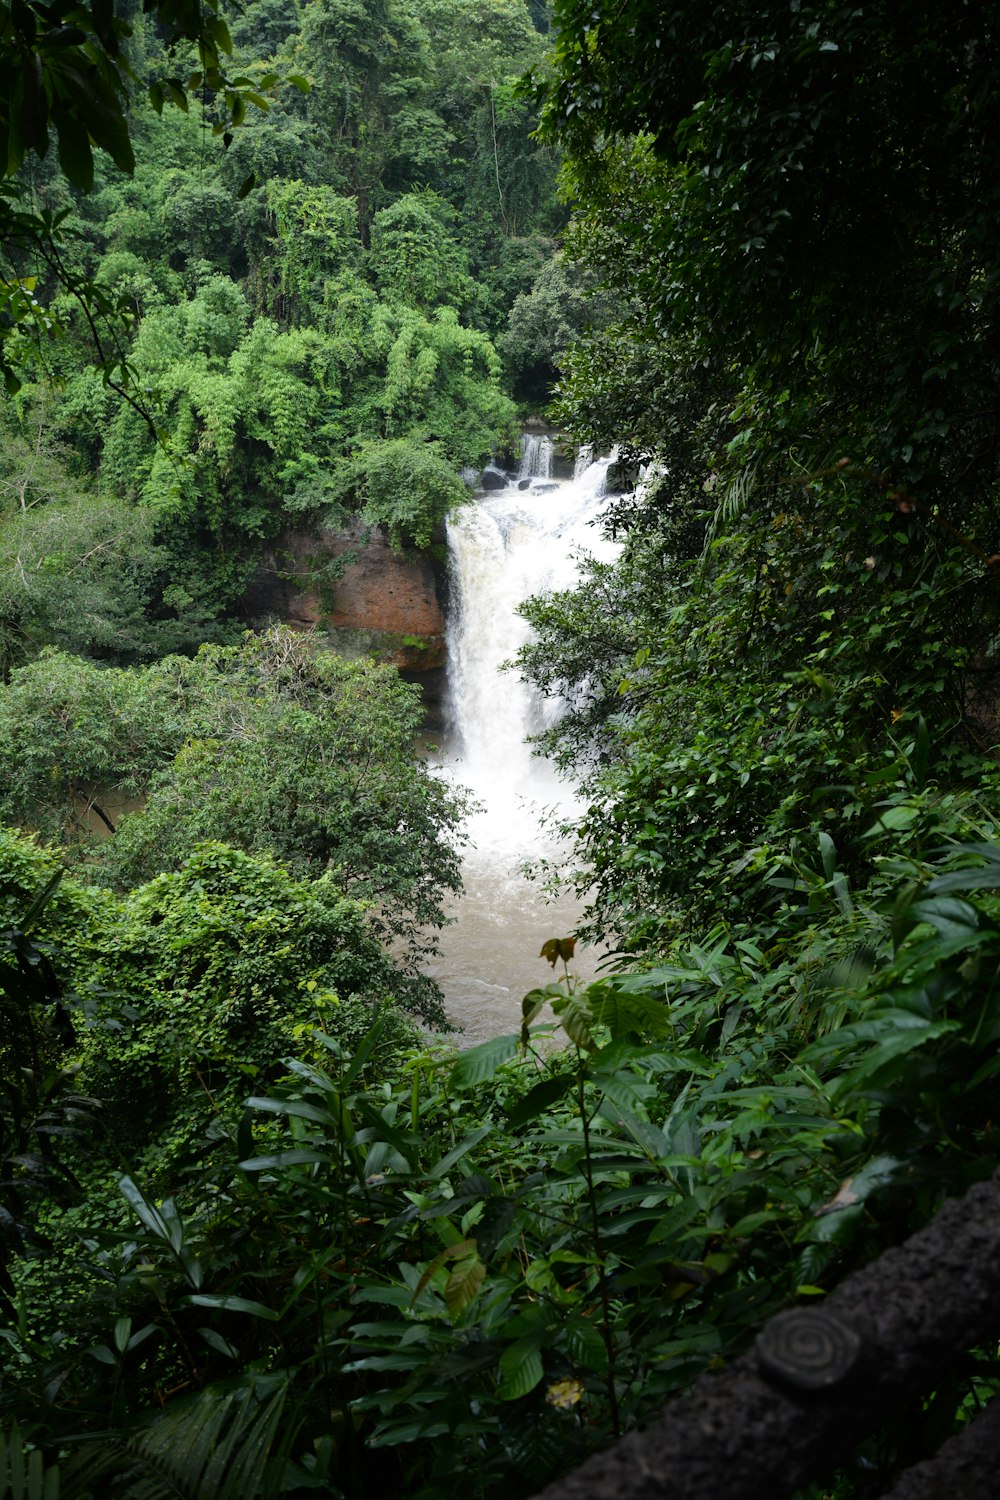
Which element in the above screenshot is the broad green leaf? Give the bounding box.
[497,1338,544,1400]
[588,986,672,1039]
[551,993,593,1050]
[237,1150,332,1171]
[245,1096,336,1126]
[908,895,979,944]
[412,1238,478,1301]
[444,1253,486,1318]
[449,1033,520,1089]
[506,1074,574,1127]
[565,1316,608,1372]
[927,848,1000,894]
[863,803,920,836]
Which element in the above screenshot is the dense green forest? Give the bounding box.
[4,1,1000,1497]
[0,0,565,668]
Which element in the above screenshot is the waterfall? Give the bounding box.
[446,449,617,838]
[518,432,554,480]
[427,441,621,1040]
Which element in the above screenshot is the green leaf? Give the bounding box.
[908,895,979,944]
[497,1337,544,1400]
[522,986,561,1040]
[506,1074,574,1127]
[927,848,1000,894]
[412,1238,478,1301]
[428,1125,492,1180]
[912,716,930,789]
[119,1176,171,1244]
[565,1316,608,1372]
[863,803,920,836]
[184,1294,279,1321]
[819,830,837,881]
[588,986,672,1039]
[55,115,94,190]
[444,1253,486,1318]
[449,1033,520,1089]
[237,1150,332,1171]
[245,1096,336,1126]
[551,993,593,1050]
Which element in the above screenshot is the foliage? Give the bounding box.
[513,3,1000,971]
[0,856,102,1318]
[540,2,1000,499]
[499,252,618,404]
[370,192,477,314]
[5,833,1000,1497]
[0,0,551,659]
[502,10,1000,1483]
[75,840,419,1160]
[13,4,1000,1498]
[0,0,300,392]
[0,649,181,844]
[0,628,470,1021]
[261,178,362,325]
[521,477,1000,952]
[330,437,471,552]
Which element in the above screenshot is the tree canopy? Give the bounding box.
[0,0,568,664]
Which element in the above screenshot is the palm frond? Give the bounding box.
[60,1384,290,1500]
[703,461,759,554]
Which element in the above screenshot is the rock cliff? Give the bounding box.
[244,519,449,720]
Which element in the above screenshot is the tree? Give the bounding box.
[499,251,618,402]
[0,0,296,391]
[0,628,470,1021]
[74,840,417,1157]
[260,179,363,325]
[329,436,471,551]
[370,191,476,314]
[516,2,1000,956]
[540,2,1000,504]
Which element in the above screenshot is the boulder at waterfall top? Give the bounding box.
[249,520,447,674]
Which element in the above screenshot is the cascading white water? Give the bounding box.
[424,438,620,1041]
[518,432,554,480]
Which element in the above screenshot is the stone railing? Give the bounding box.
[533,1169,1000,1500]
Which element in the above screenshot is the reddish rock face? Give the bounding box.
[325,528,446,670]
[250,521,447,674]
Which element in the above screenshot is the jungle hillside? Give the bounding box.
[3,2,1000,1498]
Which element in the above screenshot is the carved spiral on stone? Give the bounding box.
[755,1308,863,1393]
